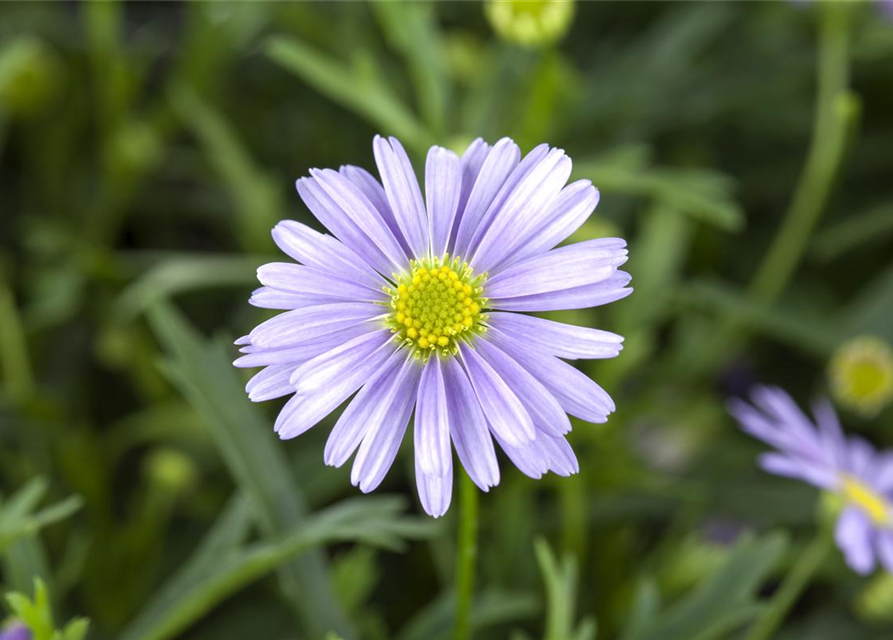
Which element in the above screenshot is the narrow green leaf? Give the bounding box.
[678,279,838,357]
[836,259,893,344]
[811,203,893,262]
[264,35,434,155]
[170,85,283,253]
[623,533,787,640]
[120,497,424,640]
[111,253,264,322]
[396,591,541,640]
[147,300,353,639]
[372,2,449,137]
[574,161,745,232]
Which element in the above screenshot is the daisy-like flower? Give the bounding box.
[729,385,893,574]
[235,135,631,516]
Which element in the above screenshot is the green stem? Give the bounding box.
[0,278,35,403]
[744,531,833,640]
[749,2,856,304]
[454,472,479,640]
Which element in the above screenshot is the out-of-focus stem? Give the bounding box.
[744,530,833,640]
[749,3,857,304]
[0,278,35,403]
[454,472,479,640]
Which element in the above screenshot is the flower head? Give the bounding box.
[485,0,575,48]
[236,135,631,516]
[729,385,893,574]
[829,335,893,418]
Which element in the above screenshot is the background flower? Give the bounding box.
[730,386,893,575]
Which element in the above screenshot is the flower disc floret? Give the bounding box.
[388,255,487,358]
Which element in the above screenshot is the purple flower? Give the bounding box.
[0,624,31,640]
[235,136,631,517]
[729,385,893,574]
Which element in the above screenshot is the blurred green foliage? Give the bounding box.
[1,2,893,639]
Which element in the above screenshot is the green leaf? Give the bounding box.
[146,300,353,639]
[622,533,787,640]
[678,279,838,357]
[372,2,449,137]
[535,538,595,640]
[120,496,428,640]
[395,590,541,640]
[575,160,744,232]
[621,579,661,640]
[5,579,89,640]
[836,259,893,345]
[111,253,264,322]
[264,35,434,155]
[170,85,283,253]
[0,478,83,555]
[811,203,893,263]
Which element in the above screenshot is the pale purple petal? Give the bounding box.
[486,239,628,299]
[874,454,893,492]
[876,530,893,574]
[486,326,614,423]
[275,330,394,438]
[539,433,580,476]
[498,181,600,271]
[452,138,491,246]
[248,302,383,349]
[415,452,453,518]
[475,338,571,437]
[324,349,413,467]
[812,397,848,472]
[471,148,573,273]
[442,356,500,491]
[297,176,397,275]
[350,362,420,492]
[490,271,633,312]
[257,263,384,303]
[415,357,452,478]
[847,436,879,479]
[245,364,296,402]
[373,135,428,258]
[495,433,550,479]
[272,220,384,290]
[339,164,409,253]
[426,146,462,258]
[452,138,520,258]
[234,323,375,368]
[487,312,623,360]
[459,342,535,447]
[310,168,408,270]
[835,507,876,575]
[0,626,30,640]
[249,286,337,311]
[463,143,550,259]
[757,452,838,490]
[727,398,829,463]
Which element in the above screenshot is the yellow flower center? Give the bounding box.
[842,476,892,527]
[387,255,487,359]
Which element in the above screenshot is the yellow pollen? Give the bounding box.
[842,477,892,527]
[387,255,487,359]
